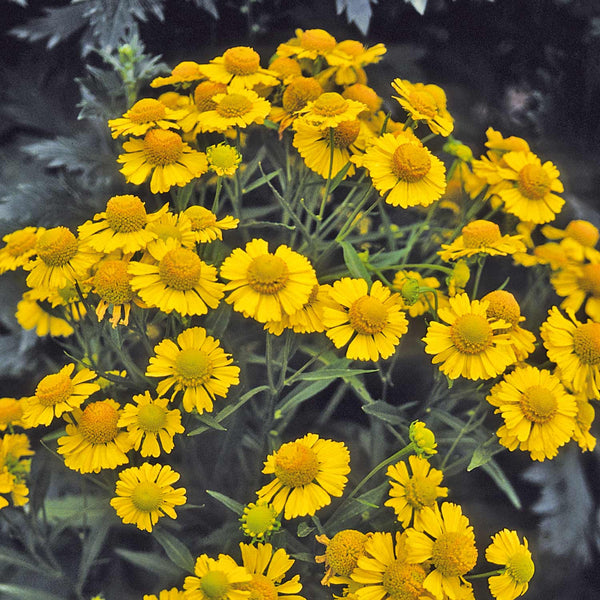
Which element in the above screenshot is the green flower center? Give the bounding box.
[37,227,78,267]
[573,322,600,365]
[391,144,431,183]
[131,480,163,512]
[349,295,388,335]
[200,570,230,600]
[247,254,289,295]
[242,503,277,537]
[450,314,493,354]
[517,163,551,200]
[216,94,252,118]
[78,401,119,444]
[105,195,147,232]
[174,348,212,386]
[159,248,202,291]
[506,549,535,584]
[382,559,428,600]
[273,441,319,487]
[36,372,74,407]
[136,403,167,433]
[431,531,477,577]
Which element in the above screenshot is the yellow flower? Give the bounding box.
[393,270,443,318]
[323,40,386,86]
[267,56,302,84]
[57,399,132,473]
[110,462,186,532]
[269,76,323,136]
[486,365,577,461]
[118,391,184,457]
[409,421,438,457]
[296,92,366,129]
[150,61,204,88]
[404,502,478,600]
[323,278,409,361]
[355,131,446,208]
[184,205,239,244]
[15,292,74,337]
[184,553,251,600]
[485,530,534,600]
[0,226,45,275]
[542,219,600,263]
[143,588,185,600]
[145,326,240,414]
[23,364,100,428]
[572,394,596,452]
[0,433,34,509]
[206,143,242,177]
[117,128,208,194]
[144,209,197,252]
[220,238,318,323]
[276,28,337,61]
[550,261,600,321]
[0,397,25,431]
[422,293,515,380]
[385,455,448,528]
[315,529,371,586]
[256,433,350,520]
[391,79,454,136]
[178,81,228,135]
[240,501,280,541]
[108,98,186,138]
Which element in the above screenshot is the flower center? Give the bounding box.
[326,530,368,577]
[158,248,203,291]
[172,61,202,79]
[312,92,348,117]
[349,295,388,335]
[450,314,493,354]
[282,77,322,112]
[136,403,167,433]
[92,260,134,304]
[185,206,217,230]
[150,221,183,242]
[517,163,551,200]
[5,229,37,256]
[35,372,74,407]
[223,46,261,76]
[105,195,148,232]
[300,29,336,52]
[273,441,319,487]
[131,480,163,512]
[333,120,361,148]
[174,348,212,386]
[404,475,439,509]
[407,90,438,118]
[240,574,277,600]
[216,94,253,118]
[343,83,381,113]
[462,220,502,248]
[520,385,558,423]
[337,40,364,57]
[578,264,600,297]
[247,254,290,294]
[573,322,600,365]
[37,227,78,267]
[391,144,431,183]
[128,98,166,124]
[382,559,428,600]
[565,220,599,247]
[207,144,241,172]
[269,56,302,80]
[143,129,184,165]
[506,549,535,584]
[194,81,228,112]
[431,531,478,577]
[200,571,230,600]
[483,290,521,327]
[243,503,277,537]
[78,401,119,444]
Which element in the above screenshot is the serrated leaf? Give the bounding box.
[340,241,372,284]
[205,490,244,515]
[153,527,195,573]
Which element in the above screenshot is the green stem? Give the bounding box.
[317,128,336,221]
[211,177,223,213]
[471,254,487,299]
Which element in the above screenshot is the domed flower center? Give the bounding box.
[247,254,290,294]
[300,29,336,52]
[79,401,119,444]
[105,195,148,232]
[382,558,427,600]
[578,264,600,297]
[131,480,163,511]
[269,56,302,80]
[243,503,278,537]
[0,398,23,426]
[407,90,438,118]
[312,93,348,117]
[565,220,599,247]
[450,314,493,354]
[223,46,261,75]
[349,295,388,335]
[239,574,277,600]
[506,549,535,584]
[172,61,202,79]
[174,348,212,386]
[200,570,230,600]
[483,290,521,327]
[194,81,228,112]
[333,120,361,148]
[343,84,381,113]
[273,442,319,487]
[216,94,253,118]
[159,248,202,291]
[520,385,558,423]
[404,475,439,509]
[391,144,431,183]
[462,220,502,248]
[326,530,368,576]
[5,229,38,256]
[573,322,600,365]
[128,98,166,124]
[143,129,184,165]
[337,40,364,57]
[207,144,241,172]
[136,403,167,433]
[150,221,183,242]
[517,163,551,200]
[35,372,74,407]
[186,206,217,230]
[37,227,78,267]
[431,531,478,577]
[93,260,134,304]
[282,77,322,112]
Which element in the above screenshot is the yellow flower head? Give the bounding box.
[240,501,280,541]
[315,529,371,585]
[0,398,25,431]
[206,143,242,177]
[143,588,185,600]
[0,433,34,509]
[267,56,302,83]
[297,92,366,129]
[150,60,204,88]
[276,28,337,61]
[108,98,186,138]
[184,205,239,244]
[89,258,136,328]
[551,261,600,322]
[178,81,229,134]
[16,292,75,337]
[0,226,45,275]
[270,76,323,136]
[542,219,600,264]
[409,420,438,457]
[572,394,597,452]
[323,40,386,86]
[184,553,251,600]
[343,83,382,116]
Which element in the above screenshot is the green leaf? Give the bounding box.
[77,512,113,590]
[114,548,182,577]
[327,161,353,193]
[368,249,409,268]
[480,460,521,509]
[276,379,335,416]
[340,241,372,284]
[291,368,376,382]
[362,400,408,426]
[0,584,66,600]
[43,495,109,526]
[296,522,314,538]
[325,482,388,532]
[153,527,195,573]
[205,490,244,515]
[0,547,61,578]
[242,169,282,194]
[467,434,504,470]
[190,412,227,432]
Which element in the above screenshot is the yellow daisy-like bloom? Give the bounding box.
[572,394,596,452]
[22,364,100,428]
[391,79,454,137]
[384,455,448,528]
[540,306,600,399]
[16,293,74,337]
[486,365,577,461]
[484,127,530,156]
[144,209,197,252]
[296,92,366,129]
[315,529,371,586]
[206,143,242,177]
[323,278,409,362]
[128,239,224,316]
[110,462,186,533]
[118,391,184,457]
[551,261,600,321]
[108,98,186,138]
[405,502,478,600]
[268,56,302,83]
[238,542,305,600]
[143,587,185,600]
[0,397,25,431]
[184,553,251,600]
[323,40,387,86]
[178,81,229,134]
[256,433,350,520]
[195,87,271,133]
[351,531,431,600]
[495,151,564,223]
[184,205,239,244]
[150,60,205,88]
[145,326,240,414]
[343,84,383,117]
[542,219,600,263]
[276,28,337,61]
[0,433,34,509]
[117,128,208,194]
[220,238,317,324]
[485,530,534,600]
[240,501,280,541]
[393,270,443,318]
[438,220,526,262]
[78,195,169,254]
[0,226,45,274]
[355,132,446,209]
[270,76,323,136]
[57,399,132,473]
[422,293,515,381]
